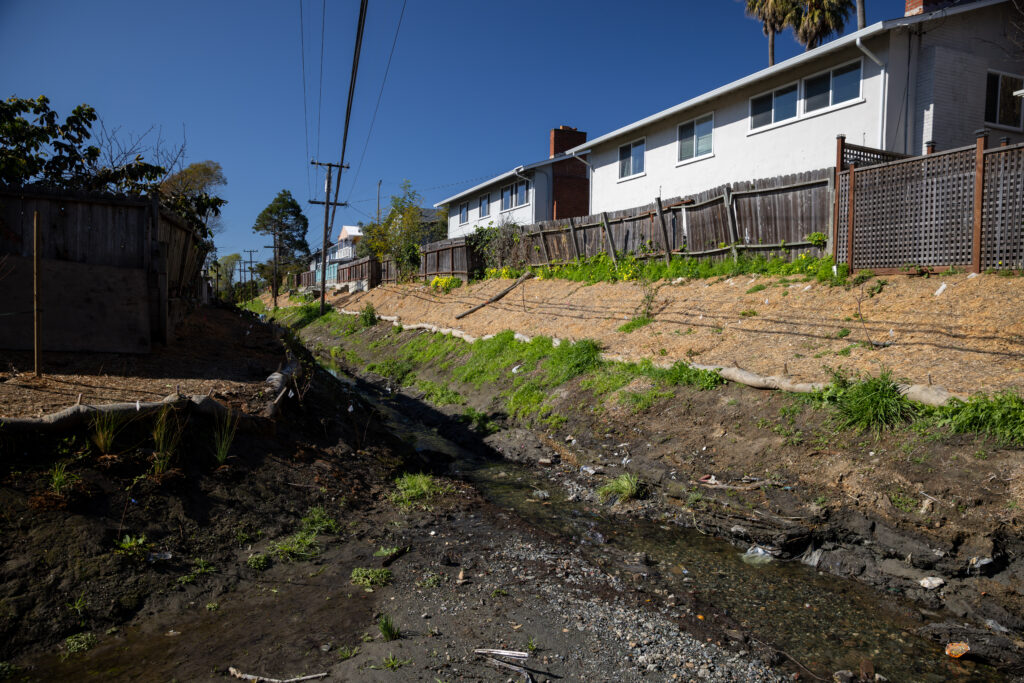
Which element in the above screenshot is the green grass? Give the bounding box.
[114,534,151,560]
[62,632,97,659]
[619,388,673,413]
[300,506,340,535]
[177,558,215,585]
[337,645,359,661]
[90,411,126,454]
[359,303,378,327]
[246,553,269,571]
[391,473,452,508]
[460,407,498,434]
[745,284,767,294]
[367,358,416,385]
[453,330,552,387]
[377,613,401,641]
[151,405,183,476]
[267,506,339,562]
[938,390,1024,446]
[739,309,758,317]
[369,653,411,671]
[618,316,653,333]
[415,379,465,406]
[212,410,239,465]
[351,567,393,588]
[835,369,915,435]
[597,473,644,503]
[48,462,80,496]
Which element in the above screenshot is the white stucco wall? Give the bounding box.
[588,41,888,214]
[446,174,543,238]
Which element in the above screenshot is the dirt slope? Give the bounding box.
[328,272,1024,396]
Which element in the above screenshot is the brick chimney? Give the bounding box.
[550,125,587,158]
[905,0,967,16]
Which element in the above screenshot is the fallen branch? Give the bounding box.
[227,668,327,683]
[482,656,534,682]
[455,272,534,320]
[473,648,529,660]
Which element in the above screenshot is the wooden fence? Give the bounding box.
[834,132,1024,272]
[380,237,478,284]
[0,187,207,352]
[503,169,833,267]
[336,255,380,288]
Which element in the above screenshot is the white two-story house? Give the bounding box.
[436,127,590,238]
[566,0,1023,214]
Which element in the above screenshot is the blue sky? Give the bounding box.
[1,0,907,262]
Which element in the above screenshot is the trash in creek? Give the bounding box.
[741,545,775,566]
[919,577,944,590]
[147,551,173,563]
[944,642,970,658]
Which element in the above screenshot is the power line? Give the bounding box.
[315,0,327,175]
[328,0,369,232]
[298,0,312,201]
[344,0,407,203]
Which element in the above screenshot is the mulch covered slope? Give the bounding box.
[331,272,1024,396]
[0,308,282,418]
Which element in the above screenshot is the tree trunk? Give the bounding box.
[856,0,866,30]
[768,30,775,66]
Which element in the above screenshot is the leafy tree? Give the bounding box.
[361,181,433,280]
[0,95,162,193]
[252,190,310,297]
[745,0,801,66]
[217,253,242,291]
[161,160,228,235]
[0,95,226,240]
[796,0,854,50]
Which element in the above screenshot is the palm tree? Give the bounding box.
[745,0,802,66]
[796,0,855,50]
[856,0,866,30]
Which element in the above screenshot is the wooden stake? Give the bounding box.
[33,210,41,378]
[846,164,856,271]
[972,130,987,274]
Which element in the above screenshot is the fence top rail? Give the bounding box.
[843,141,911,159]
[984,140,1024,155]
[0,185,154,208]
[838,143,977,176]
[730,176,829,197]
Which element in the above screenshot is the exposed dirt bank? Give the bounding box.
[323,271,1024,396]
[303,313,1024,678]
[0,309,785,681]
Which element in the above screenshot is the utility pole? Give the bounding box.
[310,159,349,316]
[263,231,280,309]
[376,179,382,225]
[244,249,258,301]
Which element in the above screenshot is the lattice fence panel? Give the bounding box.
[835,172,849,265]
[982,144,1024,270]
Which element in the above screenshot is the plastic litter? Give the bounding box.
[741,545,775,566]
[934,282,947,296]
[147,551,172,563]
[945,642,970,658]
[985,618,1010,633]
[919,577,944,589]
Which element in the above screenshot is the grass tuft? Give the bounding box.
[618,316,653,333]
[836,368,915,435]
[391,473,452,508]
[939,391,1024,446]
[377,613,401,641]
[351,567,393,588]
[597,473,645,503]
[90,412,126,454]
[212,410,240,465]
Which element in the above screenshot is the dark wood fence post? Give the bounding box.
[846,163,856,271]
[654,197,672,265]
[723,186,740,263]
[833,135,846,260]
[925,140,935,155]
[567,217,581,261]
[33,211,41,377]
[537,228,550,265]
[600,212,618,266]
[972,129,988,274]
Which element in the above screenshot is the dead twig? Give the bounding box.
[455,271,534,320]
[473,649,528,660]
[482,656,533,682]
[747,637,827,681]
[227,668,327,683]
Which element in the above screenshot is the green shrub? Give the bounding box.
[618,316,653,333]
[939,391,1024,446]
[367,358,415,385]
[246,553,269,571]
[836,369,915,434]
[391,473,451,508]
[62,632,97,659]
[359,303,378,327]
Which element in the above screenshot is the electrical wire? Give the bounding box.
[343,0,407,203]
[328,0,369,232]
[315,0,327,183]
[298,0,312,201]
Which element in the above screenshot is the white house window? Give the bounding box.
[750,83,798,129]
[678,114,713,162]
[479,193,490,218]
[804,60,861,114]
[618,139,645,178]
[459,202,469,224]
[985,71,1024,129]
[500,181,529,211]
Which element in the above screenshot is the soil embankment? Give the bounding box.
[324,272,1024,396]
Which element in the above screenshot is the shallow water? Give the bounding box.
[331,363,999,681]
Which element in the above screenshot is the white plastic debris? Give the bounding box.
[934,282,947,296]
[919,577,945,589]
[742,545,775,566]
[347,404,354,413]
[803,285,812,291]
[511,364,522,374]
[967,272,978,279]
[136,400,141,411]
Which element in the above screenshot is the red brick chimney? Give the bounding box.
[549,127,588,219]
[550,125,587,159]
[905,0,966,16]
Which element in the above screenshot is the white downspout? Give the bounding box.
[857,37,887,149]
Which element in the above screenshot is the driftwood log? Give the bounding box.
[455,272,534,320]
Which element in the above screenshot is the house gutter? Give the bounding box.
[856,37,887,149]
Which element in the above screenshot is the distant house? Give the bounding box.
[305,225,363,286]
[436,127,590,238]
[565,0,1023,214]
